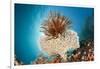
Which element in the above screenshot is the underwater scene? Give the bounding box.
[14,4,94,65]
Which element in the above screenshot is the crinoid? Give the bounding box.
[41,11,71,39]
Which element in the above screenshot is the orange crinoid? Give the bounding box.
[41,11,71,39]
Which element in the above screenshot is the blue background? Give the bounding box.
[15,4,94,64]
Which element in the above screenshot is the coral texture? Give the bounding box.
[40,30,80,61]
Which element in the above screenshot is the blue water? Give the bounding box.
[15,4,94,64]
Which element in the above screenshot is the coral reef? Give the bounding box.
[14,40,94,65]
[40,12,80,61]
[14,11,94,65]
[33,40,94,64]
[67,40,94,62]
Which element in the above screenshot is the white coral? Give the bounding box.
[40,30,80,61]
